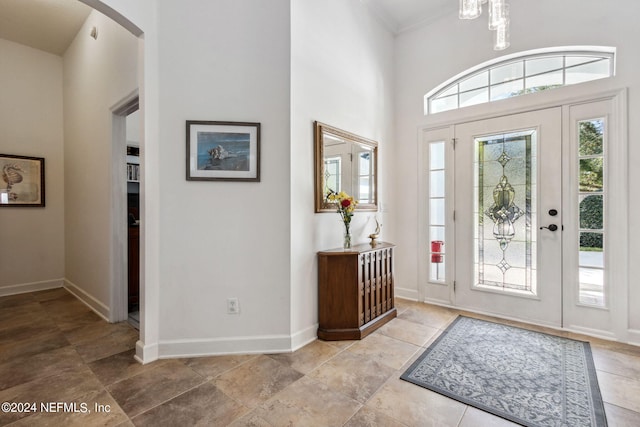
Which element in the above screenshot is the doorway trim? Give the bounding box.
[111,91,139,323]
[418,85,630,343]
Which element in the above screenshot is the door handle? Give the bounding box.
[539,224,558,231]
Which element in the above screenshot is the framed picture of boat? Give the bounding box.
[186,121,260,182]
[0,154,45,207]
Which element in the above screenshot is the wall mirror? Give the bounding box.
[314,121,378,212]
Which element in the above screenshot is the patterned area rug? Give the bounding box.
[401,316,607,427]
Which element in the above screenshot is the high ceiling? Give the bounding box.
[0,0,91,55]
[0,0,454,56]
[365,0,457,33]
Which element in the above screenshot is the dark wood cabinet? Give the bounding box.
[317,242,396,340]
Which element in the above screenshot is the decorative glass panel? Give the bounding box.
[577,118,605,307]
[429,141,446,283]
[475,131,536,294]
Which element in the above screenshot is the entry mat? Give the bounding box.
[400,316,607,426]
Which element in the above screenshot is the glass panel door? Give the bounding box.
[454,108,563,326]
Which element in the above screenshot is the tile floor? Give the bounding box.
[1,288,639,426]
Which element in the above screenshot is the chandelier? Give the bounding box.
[459,0,510,50]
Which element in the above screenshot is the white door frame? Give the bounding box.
[110,92,139,323]
[418,85,630,343]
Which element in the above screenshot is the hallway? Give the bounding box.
[0,289,638,426]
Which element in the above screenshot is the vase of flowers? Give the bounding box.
[327,190,358,249]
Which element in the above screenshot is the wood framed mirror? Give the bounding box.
[314,121,378,213]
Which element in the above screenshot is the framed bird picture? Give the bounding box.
[0,154,45,207]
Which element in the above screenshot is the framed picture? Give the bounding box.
[0,154,45,207]
[186,121,260,182]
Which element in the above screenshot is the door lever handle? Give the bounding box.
[539,224,558,231]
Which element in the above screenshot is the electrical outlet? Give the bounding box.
[227,297,239,314]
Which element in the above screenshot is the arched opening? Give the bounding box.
[0,0,153,362]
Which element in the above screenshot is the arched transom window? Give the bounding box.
[425,47,615,115]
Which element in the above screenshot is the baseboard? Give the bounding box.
[0,278,64,297]
[63,279,110,322]
[626,328,640,346]
[395,286,419,301]
[158,334,294,359]
[135,340,158,364]
[290,323,318,352]
[424,296,453,306]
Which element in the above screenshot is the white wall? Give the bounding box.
[89,0,395,358]
[394,0,640,327]
[83,0,160,362]
[155,0,292,356]
[63,10,138,316]
[290,1,395,340]
[0,39,65,294]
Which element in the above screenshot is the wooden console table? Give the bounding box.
[317,242,397,340]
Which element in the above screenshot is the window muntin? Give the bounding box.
[426,50,614,114]
[578,119,606,307]
[429,141,446,282]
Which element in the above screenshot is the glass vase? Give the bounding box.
[343,230,351,249]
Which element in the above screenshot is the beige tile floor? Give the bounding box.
[0,289,639,426]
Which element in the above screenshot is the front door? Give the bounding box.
[454,108,563,326]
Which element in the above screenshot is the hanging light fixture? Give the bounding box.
[459,0,511,50]
[459,0,481,20]
[493,4,510,51]
[488,0,506,30]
